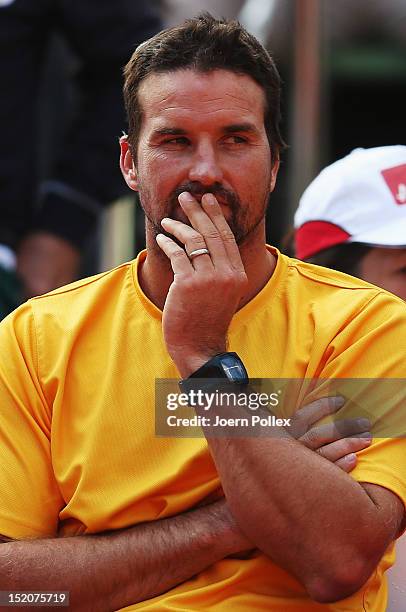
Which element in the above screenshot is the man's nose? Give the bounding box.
[188,142,223,186]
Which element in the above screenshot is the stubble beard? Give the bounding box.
[138,181,269,248]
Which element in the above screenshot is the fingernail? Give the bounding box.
[161,218,170,225]
[357,418,371,430]
[202,193,216,204]
[333,396,346,407]
[179,191,195,203]
[346,453,357,463]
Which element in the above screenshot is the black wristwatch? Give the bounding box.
[179,352,249,394]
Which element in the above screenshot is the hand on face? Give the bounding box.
[156,191,248,378]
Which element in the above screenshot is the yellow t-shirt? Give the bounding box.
[0,247,405,611]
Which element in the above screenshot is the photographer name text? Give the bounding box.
[166,414,291,428]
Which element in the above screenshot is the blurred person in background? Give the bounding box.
[294,144,406,612]
[0,0,161,319]
[294,146,406,300]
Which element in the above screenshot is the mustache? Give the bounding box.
[168,182,240,210]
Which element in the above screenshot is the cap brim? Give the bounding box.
[350,215,406,248]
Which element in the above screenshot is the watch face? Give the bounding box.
[220,354,248,384]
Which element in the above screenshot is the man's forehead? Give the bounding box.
[137,68,266,120]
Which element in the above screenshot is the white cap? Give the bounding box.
[294,145,406,260]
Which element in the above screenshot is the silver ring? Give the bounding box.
[188,248,210,259]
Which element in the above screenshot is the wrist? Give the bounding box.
[178,352,249,393]
[172,349,226,379]
[203,499,251,555]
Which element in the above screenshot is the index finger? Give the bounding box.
[299,420,371,450]
[201,193,245,273]
[178,192,230,266]
[291,396,346,435]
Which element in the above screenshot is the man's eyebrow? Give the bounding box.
[152,124,259,137]
[223,123,259,134]
[152,127,187,137]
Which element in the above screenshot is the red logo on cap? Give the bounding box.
[381,163,406,205]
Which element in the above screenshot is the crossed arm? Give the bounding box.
[0,397,371,610]
[0,500,248,611]
[206,437,403,602]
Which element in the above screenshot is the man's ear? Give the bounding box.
[119,135,138,191]
[270,156,280,193]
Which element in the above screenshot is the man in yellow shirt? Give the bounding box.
[0,13,405,611]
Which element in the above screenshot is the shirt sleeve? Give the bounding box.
[0,302,63,539]
[320,291,406,512]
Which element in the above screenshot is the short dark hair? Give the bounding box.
[123,12,285,162]
[305,243,372,277]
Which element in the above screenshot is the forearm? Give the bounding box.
[0,500,249,611]
[207,433,393,601]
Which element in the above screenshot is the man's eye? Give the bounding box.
[164,137,190,146]
[223,135,247,145]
